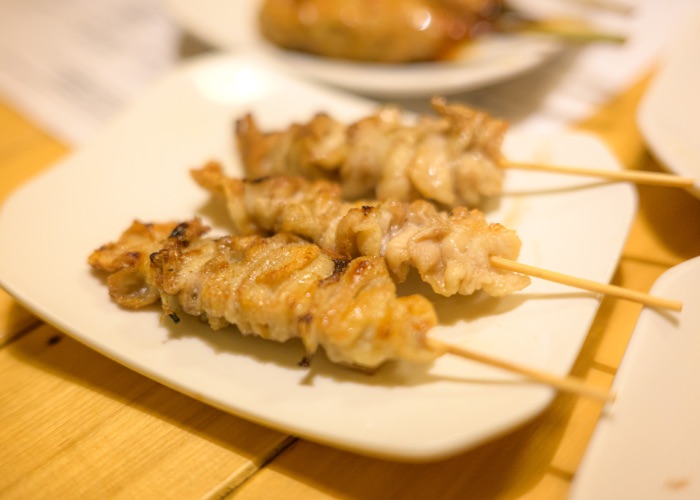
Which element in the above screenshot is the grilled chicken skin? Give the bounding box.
[192,163,529,297]
[89,219,438,369]
[259,0,502,63]
[236,97,507,208]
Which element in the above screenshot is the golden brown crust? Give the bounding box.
[258,0,502,63]
[88,221,184,308]
[89,219,438,369]
[234,98,507,208]
[192,163,529,297]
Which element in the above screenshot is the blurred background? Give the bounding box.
[0,0,696,146]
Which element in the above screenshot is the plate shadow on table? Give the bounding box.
[0,293,42,346]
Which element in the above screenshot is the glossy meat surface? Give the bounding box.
[89,219,438,369]
[193,163,529,297]
[236,98,507,208]
[259,0,502,62]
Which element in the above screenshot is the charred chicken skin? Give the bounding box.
[192,162,529,297]
[236,97,507,208]
[89,219,438,369]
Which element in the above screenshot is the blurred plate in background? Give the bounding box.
[165,0,562,97]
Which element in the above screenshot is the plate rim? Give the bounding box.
[0,52,638,461]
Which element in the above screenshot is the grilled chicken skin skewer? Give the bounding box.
[88,218,438,369]
[259,0,502,63]
[89,218,616,401]
[192,162,529,297]
[236,97,507,208]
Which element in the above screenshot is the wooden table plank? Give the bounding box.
[0,295,38,347]
[0,133,68,202]
[0,102,68,206]
[592,259,671,369]
[233,378,610,499]
[624,183,700,266]
[0,324,293,498]
[549,369,614,473]
[0,104,69,345]
[0,104,38,152]
[233,429,567,500]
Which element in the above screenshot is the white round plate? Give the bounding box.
[165,0,562,98]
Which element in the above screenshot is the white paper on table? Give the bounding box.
[0,0,179,145]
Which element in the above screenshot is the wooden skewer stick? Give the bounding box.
[427,338,614,402]
[505,160,696,189]
[491,256,683,311]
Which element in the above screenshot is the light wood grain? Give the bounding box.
[623,183,700,266]
[0,294,39,346]
[592,259,668,369]
[0,133,68,202]
[0,324,292,499]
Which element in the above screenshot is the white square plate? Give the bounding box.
[0,53,636,461]
[571,257,700,499]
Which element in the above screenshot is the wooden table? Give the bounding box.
[2,75,699,499]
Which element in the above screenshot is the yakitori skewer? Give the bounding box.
[89,217,612,401]
[192,162,530,298]
[235,97,507,207]
[234,97,694,208]
[192,162,682,312]
[88,218,437,369]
